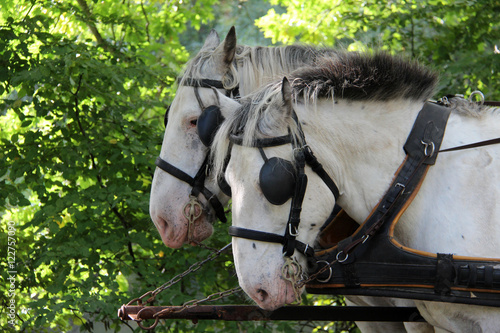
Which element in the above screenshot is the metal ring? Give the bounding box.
[315,260,333,283]
[336,251,349,263]
[469,90,485,105]
[135,308,160,330]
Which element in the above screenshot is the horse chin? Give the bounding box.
[152,211,214,249]
[241,274,302,311]
[188,219,214,245]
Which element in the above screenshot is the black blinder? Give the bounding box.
[197,105,224,146]
[218,176,232,197]
[259,157,296,205]
[164,105,170,128]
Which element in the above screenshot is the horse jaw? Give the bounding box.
[226,145,333,311]
[149,170,214,248]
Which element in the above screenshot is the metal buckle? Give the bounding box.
[288,224,299,237]
[361,234,370,244]
[395,182,406,195]
[421,140,435,157]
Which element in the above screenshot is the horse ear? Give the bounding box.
[281,77,293,116]
[201,29,220,51]
[222,26,237,64]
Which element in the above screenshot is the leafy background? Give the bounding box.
[0,0,498,332]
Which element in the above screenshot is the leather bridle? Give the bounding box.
[227,111,340,258]
[154,78,239,223]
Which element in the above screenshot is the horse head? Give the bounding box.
[150,28,239,248]
[213,78,337,309]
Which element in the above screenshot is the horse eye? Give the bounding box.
[190,119,198,126]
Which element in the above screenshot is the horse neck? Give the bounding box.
[298,98,425,222]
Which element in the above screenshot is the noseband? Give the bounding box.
[155,78,239,224]
[227,111,340,258]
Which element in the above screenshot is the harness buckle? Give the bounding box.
[361,234,370,244]
[288,224,299,237]
[421,140,435,157]
[395,182,406,195]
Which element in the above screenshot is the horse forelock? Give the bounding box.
[211,81,305,182]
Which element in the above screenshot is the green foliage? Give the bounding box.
[1,0,497,332]
[257,0,500,100]
[0,0,243,332]
[0,1,346,332]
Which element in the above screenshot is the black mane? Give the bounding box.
[291,52,438,101]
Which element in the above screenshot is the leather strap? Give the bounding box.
[155,156,195,186]
[228,226,315,257]
[229,134,292,147]
[303,146,340,200]
[180,78,225,89]
[155,156,227,223]
[440,137,500,153]
[179,77,239,98]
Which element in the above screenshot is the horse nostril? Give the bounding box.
[256,288,269,302]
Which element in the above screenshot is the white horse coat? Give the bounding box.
[212,54,500,332]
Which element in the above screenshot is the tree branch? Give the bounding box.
[140,0,151,43]
[75,0,113,52]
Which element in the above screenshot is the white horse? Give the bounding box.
[212,52,500,332]
[149,27,341,248]
[150,28,433,331]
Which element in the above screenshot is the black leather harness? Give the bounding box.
[306,101,500,307]
[228,112,340,258]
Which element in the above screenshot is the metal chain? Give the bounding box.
[183,195,203,242]
[154,286,243,318]
[134,286,243,330]
[281,256,303,304]
[126,242,232,306]
[295,258,339,289]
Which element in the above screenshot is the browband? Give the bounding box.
[178,77,226,89]
[229,133,293,148]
